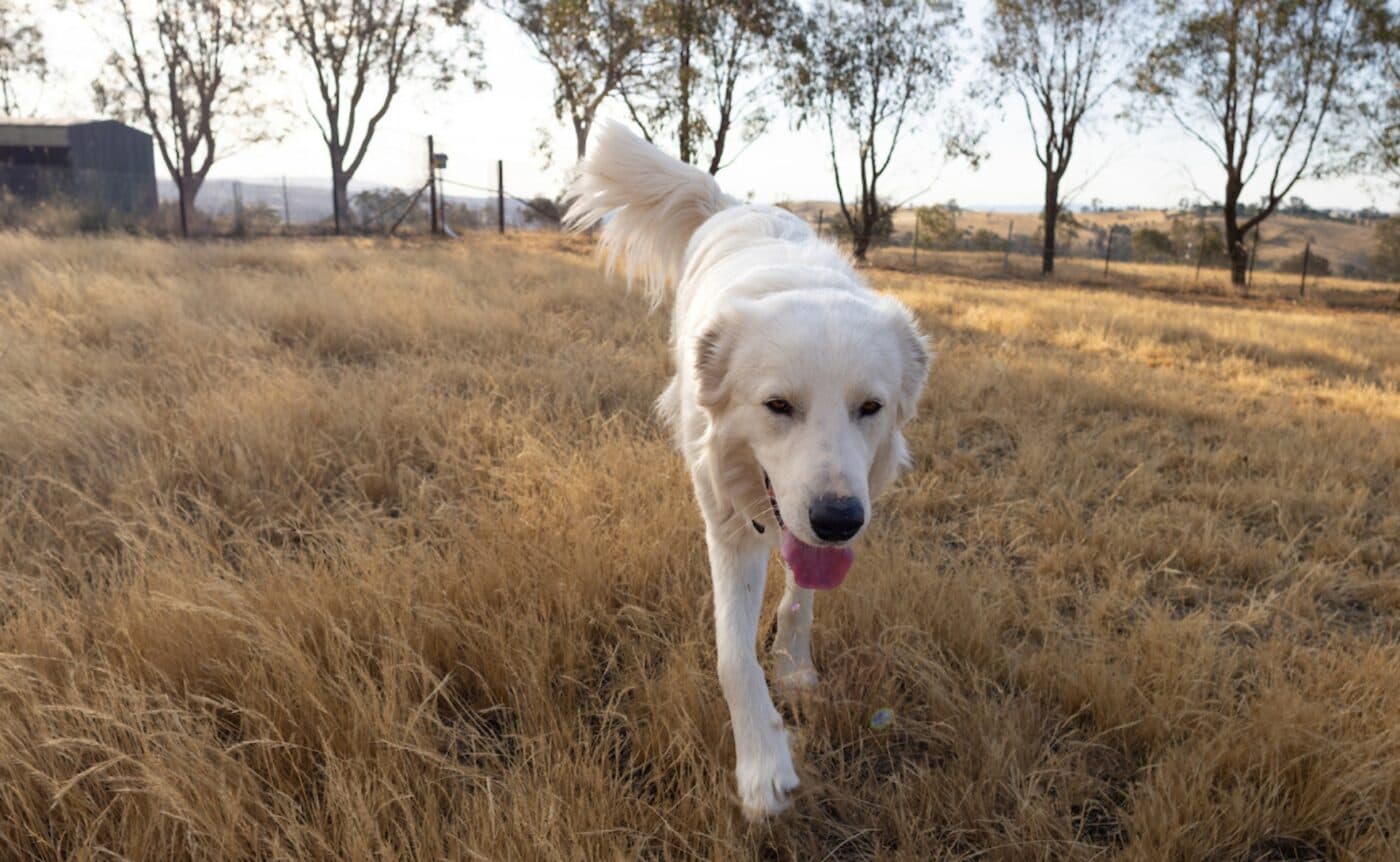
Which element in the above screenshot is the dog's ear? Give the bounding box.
[890,304,931,423]
[695,314,738,409]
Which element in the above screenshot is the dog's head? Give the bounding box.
[696,289,930,587]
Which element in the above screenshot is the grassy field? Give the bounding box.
[1,233,1397,860]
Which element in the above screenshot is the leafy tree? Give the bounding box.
[916,200,961,248]
[282,0,483,234]
[622,0,797,173]
[501,0,647,159]
[92,0,271,237]
[1131,226,1176,261]
[787,0,963,261]
[1135,0,1390,286]
[0,1,45,116]
[983,0,1141,275]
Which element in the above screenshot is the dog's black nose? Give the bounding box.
[808,496,864,542]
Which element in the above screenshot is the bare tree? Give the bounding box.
[984,0,1139,275]
[622,0,797,174]
[1135,0,1387,286]
[500,0,647,160]
[0,2,46,116]
[282,0,482,234]
[93,0,269,237]
[787,0,963,261]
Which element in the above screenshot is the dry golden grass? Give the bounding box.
[1,232,1397,860]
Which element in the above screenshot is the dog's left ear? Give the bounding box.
[695,311,740,409]
[889,303,931,423]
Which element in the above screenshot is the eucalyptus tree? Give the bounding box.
[0,1,46,116]
[984,0,1141,274]
[282,0,483,233]
[787,0,963,261]
[1135,0,1389,286]
[622,0,798,174]
[93,0,271,236]
[500,0,647,159]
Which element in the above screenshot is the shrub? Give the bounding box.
[1372,217,1400,281]
[969,228,1004,251]
[1132,227,1176,262]
[915,202,960,249]
[1278,249,1332,276]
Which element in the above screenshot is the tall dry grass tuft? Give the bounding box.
[1,232,1397,859]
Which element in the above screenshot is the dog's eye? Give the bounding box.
[764,398,793,416]
[858,400,883,417]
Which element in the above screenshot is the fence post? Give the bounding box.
[497,160,505,234]
[1299,241,1310,297]
[1103,227,1114,277]
[912,210,919,269]
[1194,215,1205,284]
[428,136,439,236]
[281,176,291,230]
[1003,219,1013,273]
[816,210,823,237]
[232,181,244,236]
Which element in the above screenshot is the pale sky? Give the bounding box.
[32,2,1393,211]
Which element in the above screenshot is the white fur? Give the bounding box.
[567,122,931,819]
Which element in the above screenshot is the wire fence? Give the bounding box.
[802,205,1399,310]
[0,162,564,238]
[1,155,1394,310]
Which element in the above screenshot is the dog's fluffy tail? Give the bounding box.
[565,121,734,302]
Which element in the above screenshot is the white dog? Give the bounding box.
[567,122,931,819]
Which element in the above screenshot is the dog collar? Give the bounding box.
[752,471,784,535]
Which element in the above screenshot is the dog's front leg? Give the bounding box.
[706,524,799,819]
[772,566,819,693]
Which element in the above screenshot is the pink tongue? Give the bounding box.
[781,528,855,590]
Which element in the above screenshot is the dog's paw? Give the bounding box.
[736,734,800,820]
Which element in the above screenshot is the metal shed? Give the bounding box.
[0,118,157,214]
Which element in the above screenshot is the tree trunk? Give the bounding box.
[574,117,589,160]
[853,203,871,261]
[1042,172,1060,277]
[176,178,191,238]
[853,231,869,261]
[332,164,350,235]
[1224,172,1247,287]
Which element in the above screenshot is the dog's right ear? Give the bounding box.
[695,314,737,409]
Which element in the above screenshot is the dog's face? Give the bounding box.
[697,290,929,560]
